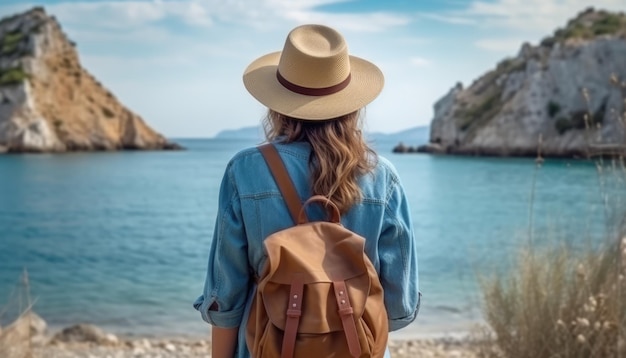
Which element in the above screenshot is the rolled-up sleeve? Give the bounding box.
[379,175,420,331]
[193,164,250,328]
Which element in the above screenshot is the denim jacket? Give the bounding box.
[194,140,420,357]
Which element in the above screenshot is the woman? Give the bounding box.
[194,24,420,357]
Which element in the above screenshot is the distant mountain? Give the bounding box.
[367,126,430,146]
[214,126,263,140]
[214,125,430,146]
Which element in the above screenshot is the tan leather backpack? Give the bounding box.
[246,144,388,358]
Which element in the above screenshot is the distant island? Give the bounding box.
[215,125,430,150]
[0,7,181,153]
[214,126,265,140]
[419,7,626,158]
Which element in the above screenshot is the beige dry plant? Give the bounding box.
[477,236,625,358]
[476,76,626,358]
[0,269,36,358]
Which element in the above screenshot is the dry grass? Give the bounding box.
[477,237,625,358]
[0,270,36,358]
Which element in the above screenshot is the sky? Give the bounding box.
[1,0,626,138]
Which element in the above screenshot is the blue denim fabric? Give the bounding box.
[193,140,420,357]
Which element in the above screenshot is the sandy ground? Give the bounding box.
[22,335,483,358]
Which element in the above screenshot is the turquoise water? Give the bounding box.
[1,139,624,338]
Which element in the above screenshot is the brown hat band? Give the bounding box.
[276,71,352,97]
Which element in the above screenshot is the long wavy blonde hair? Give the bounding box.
[264,109,377,214]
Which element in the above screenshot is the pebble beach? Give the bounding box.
[32,336,480,358]
[1,312,482,358]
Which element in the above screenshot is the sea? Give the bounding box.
[1,138,625,339]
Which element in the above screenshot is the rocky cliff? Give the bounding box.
[421,8,626,158]
[0,7,180,153]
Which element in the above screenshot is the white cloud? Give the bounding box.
[67,26,179,46]
[393,37,432,46]
[265,0,354,11]
[49,1,177,29]
[39,0,410,33]
[283,10,411,32]
[465,0,626,34]
[0,1,214,30]
[1,0,412,39]
[410,56,431,67]
[176,1,213,27]
[83,53,198,70]
[419,13,477,25]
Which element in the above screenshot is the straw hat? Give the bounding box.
[243,24,384,120]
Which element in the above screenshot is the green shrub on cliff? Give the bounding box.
[555,12,625,42]
[0,67,28,85]
[547,101,561,118]
[496,58,527,74]
[1,31,24,55]
[592,13,623,36]
[554,106,605,135]
[555,117,572,134]
[560,23,593,40]
[570,110,591,129]
[458,91,502,131]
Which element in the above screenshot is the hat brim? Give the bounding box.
[243,52,384,120]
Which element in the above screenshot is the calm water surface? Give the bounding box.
[0,139,624,338]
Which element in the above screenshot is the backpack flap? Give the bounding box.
[259,222,371,334]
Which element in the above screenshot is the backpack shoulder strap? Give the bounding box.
[258,143,307,224]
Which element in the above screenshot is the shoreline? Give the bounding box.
[39,312,484,341]
[2,312,485,358]
[32,333,484,358]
